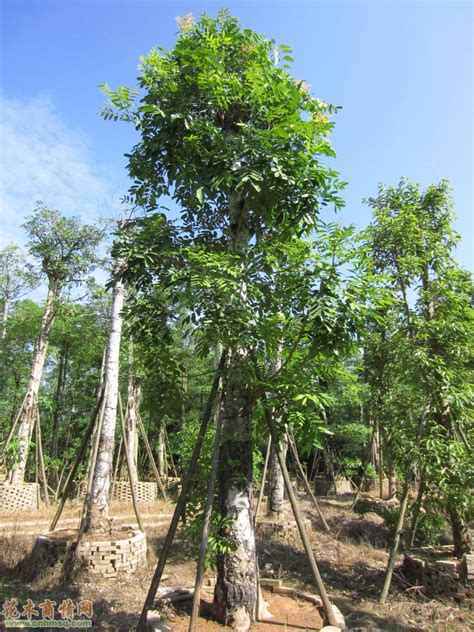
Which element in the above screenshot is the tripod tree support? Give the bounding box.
[189,393,225,630]
[263,402,338,628]
[49,388,105,532]
[118,391,144,532]
[136,351,227,632]
[35,407,49,507]
[286,428,330,534]
[136,412,167,501]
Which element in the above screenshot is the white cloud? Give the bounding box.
[0,95,121,247]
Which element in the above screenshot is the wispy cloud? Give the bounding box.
[0,95,121,247]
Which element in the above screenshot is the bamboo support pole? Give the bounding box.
[286,428,330,534]
[254,434,271,523]
[136,413,168,500]
[49,388,105,532]
[189,393,225,630]
[118,391,144,532]
[0,391,29,462]
[35,406,50,506]
[263,402,338,628]
[136,351,227,632]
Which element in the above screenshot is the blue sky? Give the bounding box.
[1,0,472,274]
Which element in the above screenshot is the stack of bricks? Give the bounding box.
[84,530,147,577]
[256,517,312,541]
[403,547,473,605]
[314,477,354,496]
[35,528,147,578]
[0,483,39,512]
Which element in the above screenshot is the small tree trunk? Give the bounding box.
[267,354,286,519]
[84,275,124,533]
[1,294,10,341]
[449,506,471,556]
[10,282,58,485]
[126,350,140,487]
[267,445,286,518]
[156,422,167,478]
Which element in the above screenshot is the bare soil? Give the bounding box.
[0,495,472,631]
[167,590,324,631]
[44,527,138,542]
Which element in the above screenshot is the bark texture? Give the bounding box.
[126,368,140,487]
[156,422,167,478]
[84,276,124,533]
[10,283,58,485]
[1,295,10,341]
[267,355,286,518]
[267,444,286,518]
[214,191,257,631]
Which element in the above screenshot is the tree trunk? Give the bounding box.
[156,422,167,478]
[1,294,10,341]
[267,355,286,519]
[267,445,286,518]
[10,282,58,485]
[449,506,471,556]
[84,275,124,533]
[214,190,257,631]
[50,343,69,460]
[126,344,140,487]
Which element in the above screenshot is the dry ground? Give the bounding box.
[0,495,472,631]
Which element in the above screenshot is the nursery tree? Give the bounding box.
[7,204,102,485]
[0,243,38,342]
[365,178,473,556]
[101,11,348,627]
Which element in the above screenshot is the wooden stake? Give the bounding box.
[118,391,144,532]
[136,412,168,500]
[286,428,330,534]
[189,391,225,630]
[263,402,338,628]
[136,351,227,632]
[254,434,271,523]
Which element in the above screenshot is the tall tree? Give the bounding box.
[102,11,346,627]
[7,205,101,486]
[364,178,473,556]
[83,258,125,533]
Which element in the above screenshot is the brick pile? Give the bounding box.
[35,528,147,578]
[403,546,473,605]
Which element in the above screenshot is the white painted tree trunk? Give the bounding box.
[156,422,167,478]
[1,294,10,341]
[214,190,257,631]
[126,376,140,487]
[266,355,286,518]
[84,275,124,533]
[10,283,58,485]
